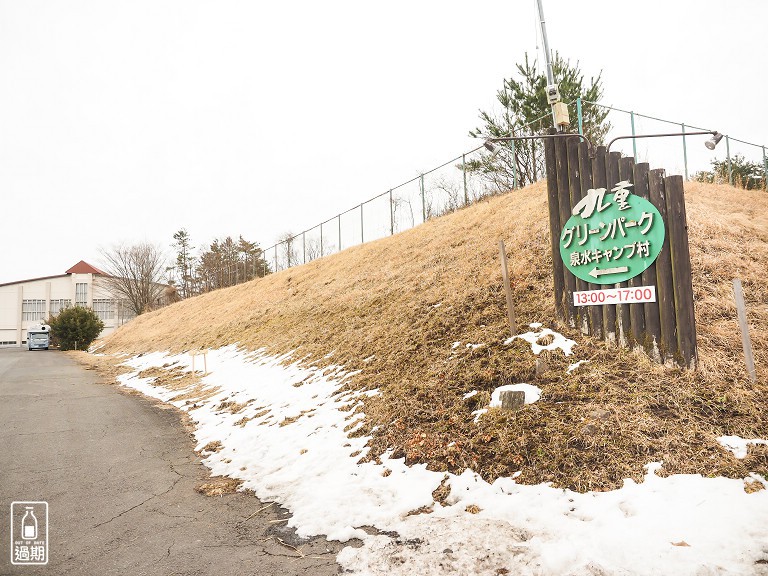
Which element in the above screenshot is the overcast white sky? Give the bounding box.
[1,0,765,284]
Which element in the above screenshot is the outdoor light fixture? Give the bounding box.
[705,132,724,150]
[606,130,722,156]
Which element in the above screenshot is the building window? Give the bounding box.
[75,283,88,307]
[22,299,46,321]
[50,299,72,316]
[92,298,115,320]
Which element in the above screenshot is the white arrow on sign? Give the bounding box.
[588,266,629,279]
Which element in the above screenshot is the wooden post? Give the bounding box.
[733,279,757,383]
[579,141,602,339]
[544,130,565,320]
[617,156,636,347]
[591,146,611,341]
[665,175,697,368]
[557,135,576,326]
[634,163,661,359]
[499,390,525,410]
[499,240,517,337]
[567,136,588,334]
[649,169,676,364]
[602,151,622,343]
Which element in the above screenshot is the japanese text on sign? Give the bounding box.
[559,181,665,284]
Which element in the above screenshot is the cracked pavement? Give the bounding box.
[0,348,345,575]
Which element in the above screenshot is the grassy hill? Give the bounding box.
[95,180,768,491]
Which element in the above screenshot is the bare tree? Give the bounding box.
[277,232,300,269]
[100,242,167,316]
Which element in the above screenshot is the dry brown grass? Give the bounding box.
[194,476,243,497]
[95,180,768,491]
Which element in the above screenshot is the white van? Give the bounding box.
[27,324,51,351]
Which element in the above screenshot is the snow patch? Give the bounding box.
[489,384,542,407]
[112,346,768,576]
[506,326,576,356]
[718,435,768,459]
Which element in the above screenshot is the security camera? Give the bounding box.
[546,84,561,105]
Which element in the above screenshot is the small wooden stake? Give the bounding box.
[499,240,517,336]
[499,390,525,410]
[191,349,209,376]
[733,279,756,383]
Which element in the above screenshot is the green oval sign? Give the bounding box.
[559,182,665,285]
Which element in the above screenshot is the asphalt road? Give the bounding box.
[0,347,345,575]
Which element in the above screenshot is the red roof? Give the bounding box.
[65,261,107,275]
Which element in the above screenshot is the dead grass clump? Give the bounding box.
[216,400,250,414]
[195,476,243,497]
[92,180,768,491]
[201,441,223,453]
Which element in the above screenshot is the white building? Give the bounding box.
[0,260,144,348]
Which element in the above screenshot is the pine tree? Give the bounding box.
[468,52,610,191]
[172,228,195,298]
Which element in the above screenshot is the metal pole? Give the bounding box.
[389,189,394,235]
[630,111,637,162]
[320,224,324,257]
[420,174,426,222]
[535,0,558,129]
[726,135,732,185]
[576,97,583,136]
[338,214,342,252]
[763,146,767,191]
[462,154,468,206]
[682,123,689,181]
[360,203,364,244]
[510,140,517,189]
[303,231,306,264]
[273,247,277,272]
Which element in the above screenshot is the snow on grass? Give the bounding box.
[567,359,590,373]
[718,435,768,459]
[489,383,541,406]
[506,324,577,356]
[115,345,768,575]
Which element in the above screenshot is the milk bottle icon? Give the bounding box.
[21,507,38,540]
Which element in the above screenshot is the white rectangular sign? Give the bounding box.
[574,286,656,307]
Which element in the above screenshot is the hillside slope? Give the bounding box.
[97,180,768,491]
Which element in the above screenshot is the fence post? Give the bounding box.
[338,214,342,252]
[763,146,767,191]
[462,154,468,206]
[303,231,306,264]
[511,140,518,189]
[320,224,324,258]
[726,135,733,185]
[360,203,364,244]
[576,97,583,136]
[498,240,516,336]
[733,279,757,383]
[630,110,637,162]
[681,123,689,181]
[389,190,394,235]
[273,247,277,273]
[420,174,426,222]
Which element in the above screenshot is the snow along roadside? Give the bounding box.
[113,343,768,576]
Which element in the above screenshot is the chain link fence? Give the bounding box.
[260,100,766,275]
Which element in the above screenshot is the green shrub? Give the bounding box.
[48,306,105,351]
[694,154,766,190]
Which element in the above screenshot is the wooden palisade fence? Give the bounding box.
[544,133,697,368]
